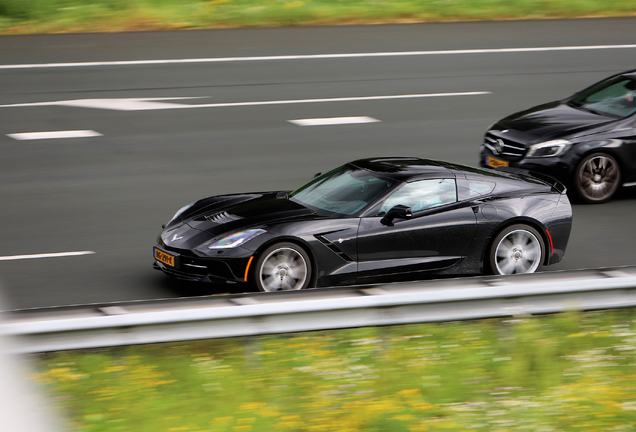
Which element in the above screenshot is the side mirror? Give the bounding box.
[313,172,322,179]
[381,204,412,226]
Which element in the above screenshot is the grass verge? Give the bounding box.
[35,308,636,431]
[0,0,635,34]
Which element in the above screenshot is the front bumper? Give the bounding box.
[153,246,251,284]
[479,145,573,186]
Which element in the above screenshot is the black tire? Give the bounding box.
[574,152,621,204]
[489,224,545,275]
[254,242,312,292]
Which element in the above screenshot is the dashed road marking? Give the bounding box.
[7,130,103,140]
[0,251,95,261]
[289,116,380,126]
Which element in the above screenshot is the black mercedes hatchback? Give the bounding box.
[481,69,636,203]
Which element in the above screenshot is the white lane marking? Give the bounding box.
[0,92,490,111]
[289,116,380,126]
[0,97,205,111]
[7,130,103,140]
[1,45,636,70]
[0,251,95,261]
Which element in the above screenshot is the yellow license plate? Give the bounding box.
[154,248,175,267]
[486,156,509,168]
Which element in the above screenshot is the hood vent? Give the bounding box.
[204,211,243,224]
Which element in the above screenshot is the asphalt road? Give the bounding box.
[1,18,636,310]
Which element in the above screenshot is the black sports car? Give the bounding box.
[481,69,636,203]
[153,158,571,292]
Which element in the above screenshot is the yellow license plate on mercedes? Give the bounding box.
[154,248,175,267]
[486,156,509,168]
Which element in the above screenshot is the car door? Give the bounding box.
[355,178,477,280]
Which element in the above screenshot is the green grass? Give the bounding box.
[0,0,635,34]
[36,308,636,431]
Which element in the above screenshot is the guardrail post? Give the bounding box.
[244,335,262,370]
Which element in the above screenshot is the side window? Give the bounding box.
[378,179,457,215]
[570,77,636,118]
[457,178,496,201]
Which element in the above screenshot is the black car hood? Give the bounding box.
[494,101,616,144]
[184,192,314,235]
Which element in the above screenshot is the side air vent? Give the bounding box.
[315,234,354,262]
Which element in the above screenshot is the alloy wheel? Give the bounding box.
[258,246,309,292]
[576,153,620,203]
[493,228,543,275]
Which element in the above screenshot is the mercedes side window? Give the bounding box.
[569,76,636,118]
[378,179,457,216]
[457,178,496,201]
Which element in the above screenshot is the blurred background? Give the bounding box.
[2,1,636,431]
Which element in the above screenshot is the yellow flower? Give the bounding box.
[392,414,417,421]
[412,402,435,411]
[398,389,422,397]
[213,417,234,423]
[239,402,266,411]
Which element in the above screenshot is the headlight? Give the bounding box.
[170,203,194,222]
[526,139,571,158]
[208,229,266,249]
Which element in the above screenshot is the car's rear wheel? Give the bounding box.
[254,243,311,292]
[574,152,621,204]
[489,225,544,275]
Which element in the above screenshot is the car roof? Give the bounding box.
[349,157,454,181]
[349,157,547,186]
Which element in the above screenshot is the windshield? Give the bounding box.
[569,75,636,118]
[290,164,398,215]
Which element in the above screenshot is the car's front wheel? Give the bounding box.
[254,243,312,292]
[489,225,544,275]
[574,152,621,204]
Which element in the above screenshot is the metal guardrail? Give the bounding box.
[3,266,636,354]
